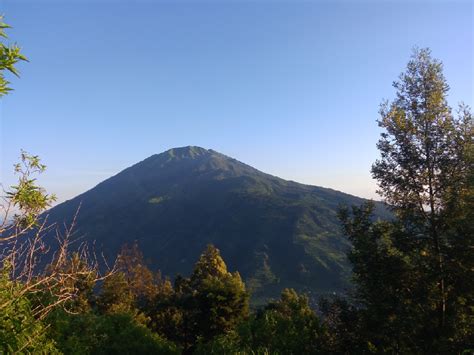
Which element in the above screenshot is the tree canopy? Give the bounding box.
[338,48,473,353]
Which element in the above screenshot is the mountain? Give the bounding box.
[46,146,389,302]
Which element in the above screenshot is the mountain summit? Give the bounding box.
[47,146,387,301]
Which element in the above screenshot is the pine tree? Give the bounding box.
[171,245,249,351]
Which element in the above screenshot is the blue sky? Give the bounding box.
[1,0,472,203]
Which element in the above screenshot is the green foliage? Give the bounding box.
[45,146,389,302]
[48,311,179,354]
[245,289,327,354]
[194,329,265,355]
[191,250,249,339]
[372,47,473,351]
[196,288,328,354]
[142,277,178,339]
[92,244,250,352]
[318,296,370,353]
[0,263,59,354]
[0,16,27,97]
[372,47,471,224]
[339,205,428,352]
[149,245,250,351]
[97,272,136,315]
[188,245,249,344]
[191,244,229,281]
[337,48,474,353]
[115,242,162,304]
[6,150,56,228]
[96,243,165,325]
[50,252,98,314]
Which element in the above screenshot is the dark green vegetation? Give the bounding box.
[44,243,330,354]
[46,145,389,302]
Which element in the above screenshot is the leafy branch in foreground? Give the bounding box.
[0,15,27,97]
[0,152,115,352]
[1,150,57,236]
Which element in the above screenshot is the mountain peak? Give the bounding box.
[163,146,210,160]
[47,146,390,302]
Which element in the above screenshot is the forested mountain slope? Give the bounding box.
[47,146,389,301]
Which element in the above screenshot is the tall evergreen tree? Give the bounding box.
[162,245,249,351]
[190,245,249,343]
[372,48,472,335]
[340,48,473,352]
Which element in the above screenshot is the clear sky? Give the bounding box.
[1,0,472,204]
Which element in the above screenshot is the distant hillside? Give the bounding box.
[46,146,389,302]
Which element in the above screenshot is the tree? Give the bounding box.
[189,245,249,344]
[318,295,368,354]
[47,311,179,355]
[0,61,116,348]
[0,151,118,351]
[115,242,161,306]
[58,252,98,314]
[0,263,59,354]
[151,245,249,351]
[0,17,111,322]
[340,48,473,352]
[97,272,136,315]
[339,203,424,352]
[372,47,472,333]
[1,152,112,319]
[249,288,327,354]
[190,244,229,281]
[96,242,168,326]
[145,278,181,346]
[1,150,56,237]
[197,288,329,354]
